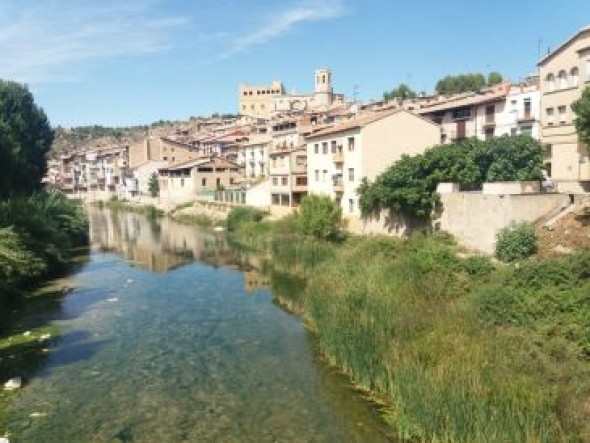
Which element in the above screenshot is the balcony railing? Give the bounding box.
[332,152,344,163]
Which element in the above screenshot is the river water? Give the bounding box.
[6,208,389,442]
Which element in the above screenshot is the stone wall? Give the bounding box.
[437,192,570,254]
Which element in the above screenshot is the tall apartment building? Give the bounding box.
[268,119,307,207]
[538,26,590,192]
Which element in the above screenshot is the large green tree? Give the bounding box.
[358,135,542,220]
[0,80,53,196]
[572,85,590,147]
[383,83,417,101]
[435,72,504,95]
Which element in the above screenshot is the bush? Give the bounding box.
[494,221,537,262]
[226,206,265,232]
[296,195,343,240]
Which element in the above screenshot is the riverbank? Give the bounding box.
[0,192,90,439]
[226,212,590,441]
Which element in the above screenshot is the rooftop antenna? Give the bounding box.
[353,84,360,103]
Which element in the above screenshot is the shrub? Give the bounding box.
[296,195,343,240]
[494,221,537,262]
[226,206,264,232]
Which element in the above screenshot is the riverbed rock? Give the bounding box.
[22,331,31,337]
[39,333,51,341]
[107,297,119,302]
[29,412,47,418]
[213,226,226,232]
[0,436,10,443]
[4,377,22,390]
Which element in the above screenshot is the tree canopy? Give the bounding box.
[572,85,590,147]
[0,80,53,196]
[383,83,417,101]
[358,135,543,220]
[435,72,504,95]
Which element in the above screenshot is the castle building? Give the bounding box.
[238,69,345,119]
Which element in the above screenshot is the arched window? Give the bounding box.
[571,67,579,87]
[546,73,555,92]
[558,70,567,89]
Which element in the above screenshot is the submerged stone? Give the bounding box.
[4,377,22,390]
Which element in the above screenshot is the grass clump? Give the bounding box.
[495,221,537,262]
[226,206,265,232]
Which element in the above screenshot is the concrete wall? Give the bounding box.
[438,192,570,254]
[246,179,271,208]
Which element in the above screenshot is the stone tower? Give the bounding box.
[314,68,333,108]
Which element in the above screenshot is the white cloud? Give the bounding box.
[0,0,189,84]
[224,0,346,57]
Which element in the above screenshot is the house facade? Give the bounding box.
[305,110,440,217]
[158,157,243,203]
[538,26,590,192]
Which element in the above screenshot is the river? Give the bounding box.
[5,208,390,442]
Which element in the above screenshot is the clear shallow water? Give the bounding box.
[6,208,389,442]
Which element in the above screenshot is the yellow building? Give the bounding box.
[538,26,590,192]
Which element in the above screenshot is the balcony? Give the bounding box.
[332,152,344,163]
[482,117,496,128]
[517,111,535,123]
[292,162,307,174]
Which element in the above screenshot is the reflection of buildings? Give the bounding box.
[88,208,238,273]
[243,270,271,294]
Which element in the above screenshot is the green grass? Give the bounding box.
[234,220,589,441]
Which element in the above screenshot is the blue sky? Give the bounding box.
[0,0,588,127]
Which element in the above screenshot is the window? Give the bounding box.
[180,178,185,187]
[242,105,246,111]
[546,108,554,125]
[250,104,254,110]
[571,67,579,87]
[315,170,319,181]
[520,125,532,136]
[216,178,221,187]
[163,156,168,161]
[523,98,532,119]
[558,70,567,89]
[348,199,354,213]
[452,107,471,119]
[202,178,207,186]
[348,168,355,182]
[314,143,319,154]
[511,127,517,136]
[348,137,355,151]
[273,177,278,185]
[281,177,288,186]
[323,169,328,182]
[322,142,328,154]
[546,73,555,92]
[558,105,567,123]
[331,140,337,153]
[272,194,280,205]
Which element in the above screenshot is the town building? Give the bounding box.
[305,109,440,218]
[268,118,307,207]
[239,69,346,119]
[538,25,590,192]
[158,156,243,204]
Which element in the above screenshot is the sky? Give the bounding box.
[0,0,588,127]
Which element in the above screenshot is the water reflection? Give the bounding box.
[5,208,390,442]
[88,207,255,273]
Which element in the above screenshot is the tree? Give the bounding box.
[0,80,53,197]
[358,136,543,220]
[296,195,343,240]
[383,83,417,101]
[487,72,503,86]
[435,73,486,95]
[572,85,590,147]
[148,172,159,197]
